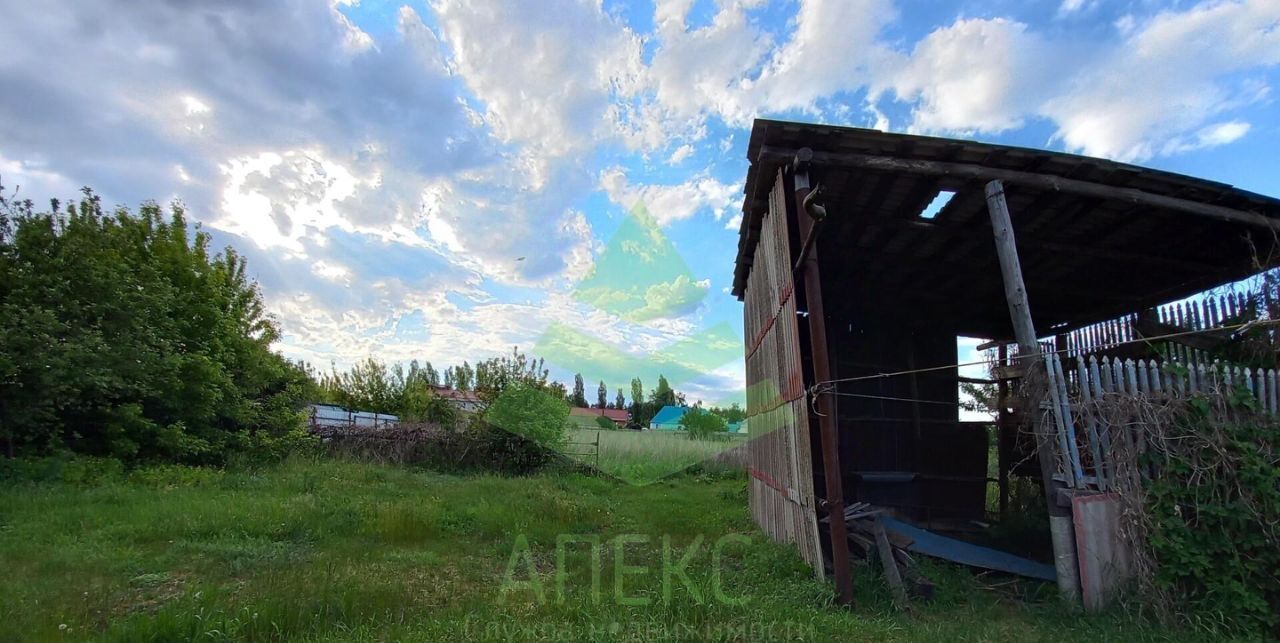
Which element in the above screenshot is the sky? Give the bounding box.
[1,0,1278,406]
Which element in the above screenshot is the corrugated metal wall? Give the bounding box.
[308,404,398,429]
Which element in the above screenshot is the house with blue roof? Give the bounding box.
[648,405,687,431]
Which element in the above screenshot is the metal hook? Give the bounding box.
[803,183,827,221]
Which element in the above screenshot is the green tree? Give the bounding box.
[0,187,311,463]
[614,388,625,411]
[597,380,607,409]
[473,347,549,403]
[630,378,643,410]
[708,403,746,423]
[547,380,568,403]
[679,407,728,441]
[651,374,676,407]
[572,373,587,407]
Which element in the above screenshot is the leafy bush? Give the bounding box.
[1143,402,1280,635]
[594,415,616,430]
[483,383,569,451]
[679,407,728,440]
[0,187,313,464]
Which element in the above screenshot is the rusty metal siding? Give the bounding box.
[743,169,824,577]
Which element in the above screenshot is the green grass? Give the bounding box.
[0,457,1190,642]
[565,428,747,484]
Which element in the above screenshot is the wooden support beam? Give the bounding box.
[985,179,1081,603]
[792,151,855,607]
[758,146,1280,231]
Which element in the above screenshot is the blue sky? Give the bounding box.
[1,0,1278,405]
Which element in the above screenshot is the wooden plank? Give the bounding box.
[1073,493,1133,613]
[1077,357,1107,491]
[872,519,908,608]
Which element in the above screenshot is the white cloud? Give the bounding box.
[668,144,695,164]
[874,18,1057,134]
[432,0,645,159]
[745,0,897,119]
[1043,0,1280,161]
[599,167,738,227]
[866,0,1279,161]
[1057,0,1097,17]
[641,0,895,134]
[1161,120,1253,155]
[646,0,772,128]
[413,159,599,286]
[215,149,425,256]
[312,260,352,283]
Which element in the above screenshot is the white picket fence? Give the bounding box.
[1040,352,1276,492]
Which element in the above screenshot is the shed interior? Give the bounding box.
[734,119,1280,524]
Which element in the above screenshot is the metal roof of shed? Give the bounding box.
[732,119,1280,338]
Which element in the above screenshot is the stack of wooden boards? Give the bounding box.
[822,502,933,607]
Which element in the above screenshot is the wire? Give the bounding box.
[824,391,970,407]
[810,318,1280,390]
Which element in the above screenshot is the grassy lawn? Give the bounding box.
[0,458,1189,642]
[565,428,747,484]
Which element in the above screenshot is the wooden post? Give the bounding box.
[792,151,854,607]
[985,180,1080,603]
[996,344,1010,519]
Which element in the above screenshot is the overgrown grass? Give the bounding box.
[566,428,746,484]
[0,457,1190,641]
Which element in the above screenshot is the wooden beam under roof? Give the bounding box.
[755,146,1280,231]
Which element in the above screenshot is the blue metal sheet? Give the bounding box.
[307,404,397,428]
[880,517,1056,582]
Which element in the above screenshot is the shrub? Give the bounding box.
[1100,382,1280,636]
[483,383,569,451]
[594,415,616,430]
[1143,408,1279,635]
[679,407,728,440]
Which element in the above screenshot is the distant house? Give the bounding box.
[430,385,483,414]
[728,420,748,434]
[307,403,398,430]
[569,406,631,428]
[648,405,687,431]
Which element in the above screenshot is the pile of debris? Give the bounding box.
[824,502,1057,608]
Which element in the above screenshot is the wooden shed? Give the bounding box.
[733,118,1280,604]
